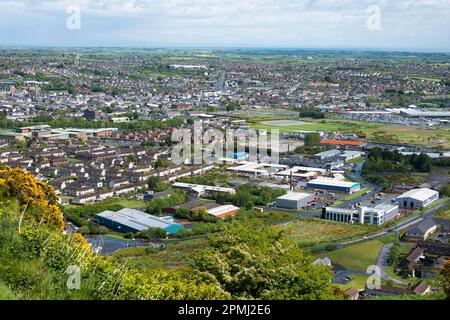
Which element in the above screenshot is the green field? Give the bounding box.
[113,238,209,271]
[335,274,369,291]
[249,117,450,148]
[435,208,450,220]
[317,240,384,270]
[250,119,382,133]
[276,219,376,248]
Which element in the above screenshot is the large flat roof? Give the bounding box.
[97,208,179,232]
[207,205,240,217]
[172,182,235,193]
[320,139,365,146]
[308,178,360,189]
[277,192,312,201]
[397,188,439,202]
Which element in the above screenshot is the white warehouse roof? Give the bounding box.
[207,205,240,217]
[277,192,312,201]
[308,177,360,188]
[396,188,439,202]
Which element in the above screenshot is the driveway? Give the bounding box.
[376,243,408,286]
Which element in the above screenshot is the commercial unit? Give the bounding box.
[399,109,450,118]
[339,151,364,162]
[276,192,314,210]
[313,149,341,160]
[275,166,327,181]
[206,205,240,219]
[322,204,399,226]
[396,188,439,209]
[172,182,236,196]
[96,208,184,234]
[164,199,240,219]
[227,162,288,177]
[320,139,366,148]
[307,177,361,194]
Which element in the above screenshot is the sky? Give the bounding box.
[0,0,449,51]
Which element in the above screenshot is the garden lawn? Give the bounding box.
[335,274,369,291]
[317,240,384,270]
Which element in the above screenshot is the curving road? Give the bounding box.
[376,243,408,286]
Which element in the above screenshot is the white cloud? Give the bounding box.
[0,0,449,50]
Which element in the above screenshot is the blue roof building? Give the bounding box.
[96,208,184,234]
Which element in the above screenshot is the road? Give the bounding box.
[87,236,146,255]
[337,201,449,247]
[376,243,408,286]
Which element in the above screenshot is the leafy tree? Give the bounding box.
[147,176,161,191]
[194,224,339,300]
[136,228,167,240]
[298,106,325,119]
[304,133,321,147]
[440,260,450,300]
[0,166,64,232]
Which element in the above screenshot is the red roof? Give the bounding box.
[320,139,364,146]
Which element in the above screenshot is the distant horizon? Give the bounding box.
[0,45,449,55]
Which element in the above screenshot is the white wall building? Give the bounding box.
[396,188,439,209]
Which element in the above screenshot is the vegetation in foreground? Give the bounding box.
[0,166,343,300]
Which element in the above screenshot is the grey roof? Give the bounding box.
[406,219,437,236]
[314,149,341,157]
[97,208,178,232]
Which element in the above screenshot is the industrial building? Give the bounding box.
[227,162,288,177]
[276,192,314,210]
[172,182,236,196]
[165,199,240,219]
[339,151,364,162]
[96,208,184,234]
[206,205,240,219]
[313,149,341,160]
[275,166,327,181]
[399,109,450,118]
[322,204,399,226]
[396,188,439,209]
[307,177,361,194]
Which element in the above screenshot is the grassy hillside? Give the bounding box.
[0,166,229,300]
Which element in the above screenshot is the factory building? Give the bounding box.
[276,192,314,210]
[396,188,439,209]
[172,182,236,196]
[313,149,341,160]
[96,208,184,234]
[307,177,361,194]
[275,166,327,181]
[339,151,364,162]
[322,204,399,226]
